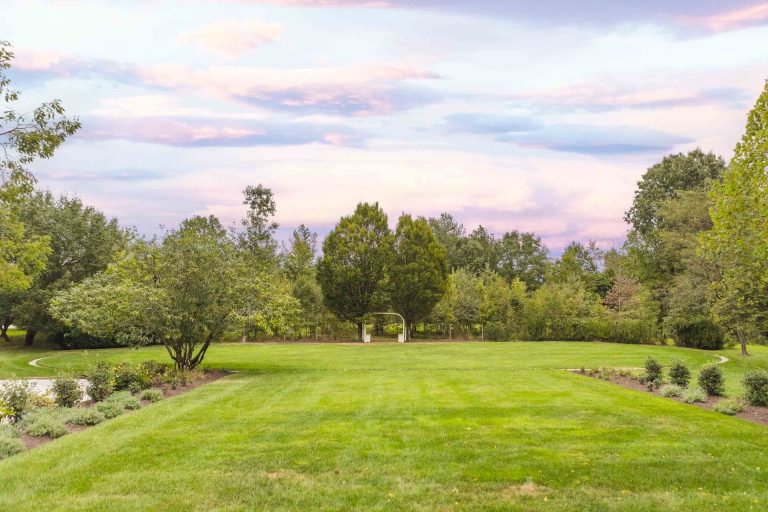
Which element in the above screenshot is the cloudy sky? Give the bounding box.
[3,0,768,251]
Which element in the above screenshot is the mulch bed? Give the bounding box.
[19,370,228,450]
[575,371,768,426]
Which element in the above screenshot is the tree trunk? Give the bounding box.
[357,321,363,342]
[0,322,8,342]
[736,326,749,356]
[24,329,37,346]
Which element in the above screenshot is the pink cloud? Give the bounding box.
[679,3,768,33]
[178,18,283,58]
[13,49,440,116]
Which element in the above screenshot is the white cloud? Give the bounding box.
[177,18,283,59]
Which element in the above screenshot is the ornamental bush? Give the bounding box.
[698,364,725,396]
[86,362,114,402]
[52,375,83,408]
[0,381,32,421]
[644,357,663,382]
[667,359,691,388]
[742,370,768,406]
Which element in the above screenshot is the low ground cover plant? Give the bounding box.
[21,410,68,439]
[67,407,106,426]
[659,384,684,398]
[0,427,24,459]
[141,388,163,403]
[742,369,768,406]
[697,364,725,396]
[683,387,707,404]
[713,398,744,416]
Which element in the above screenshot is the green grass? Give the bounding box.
[1,341,767,510]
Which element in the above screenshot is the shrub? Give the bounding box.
[0,434,24,459]
[23,412,68,438]
[28,392,55,409]
[698,364,725,396]
[0,381,32,420]
[742,370,768,407]
[52,375,84,408]
[659,384,684,397]
[67,408,106,426]
[86,362,115,402]
[644,357,663,382]
[667,359,691,388]
[105,391,141,411]
[95,401,124,419]
[672,320,724,350]
[140,388,163,403]
[713,398,744,416]
[114,363,151,393]
[646,378,662,391]
[683,387,707,404]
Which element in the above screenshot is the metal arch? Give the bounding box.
[371,312,407,342]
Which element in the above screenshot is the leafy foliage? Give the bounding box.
[389,215,447,339]
[742,370,768,407]
[704,81,768,354]
[317,202,393,340]
[697,364,724,396]
[667,359,690,388]
[52,375,83,408]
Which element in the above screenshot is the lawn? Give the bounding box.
[1,341,767,511]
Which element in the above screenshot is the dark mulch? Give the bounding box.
[575,371,768,426]
[17,370,228,450]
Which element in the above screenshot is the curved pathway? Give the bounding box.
[28,355,52,368]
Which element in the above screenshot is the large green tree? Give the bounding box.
[317,203,393,341]
[51,216,253,370]
[389,214,447,339]
[704,81,768,355]
[236,184,279,266]
[428,213,465,271]
[497,230,549,290]
[10,192,129,345]
[1,41,78,299]
[283,224,324,339]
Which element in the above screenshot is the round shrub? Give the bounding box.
[86,362,115,402]
[742,370,768,407]
[683,387,707,404]
[667,359,691,388]
[644,357,663,382]
[95,401,124,419]
[52,375,84,408]
[659,384,684,398]
[140,388,163,403]
[698,364,725,396]
[0,381,32,420]
[114,363,151,393]
[713,398,744,416]
[23,414,68,438]
[68,408,106,426]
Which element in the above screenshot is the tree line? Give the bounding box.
[2,40,767,369]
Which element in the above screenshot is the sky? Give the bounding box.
[3,0,768,252]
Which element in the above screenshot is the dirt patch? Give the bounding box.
[501,481,547,498]
[16,371,228,451]
[264,470,312,484]
[575,371,768,426]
